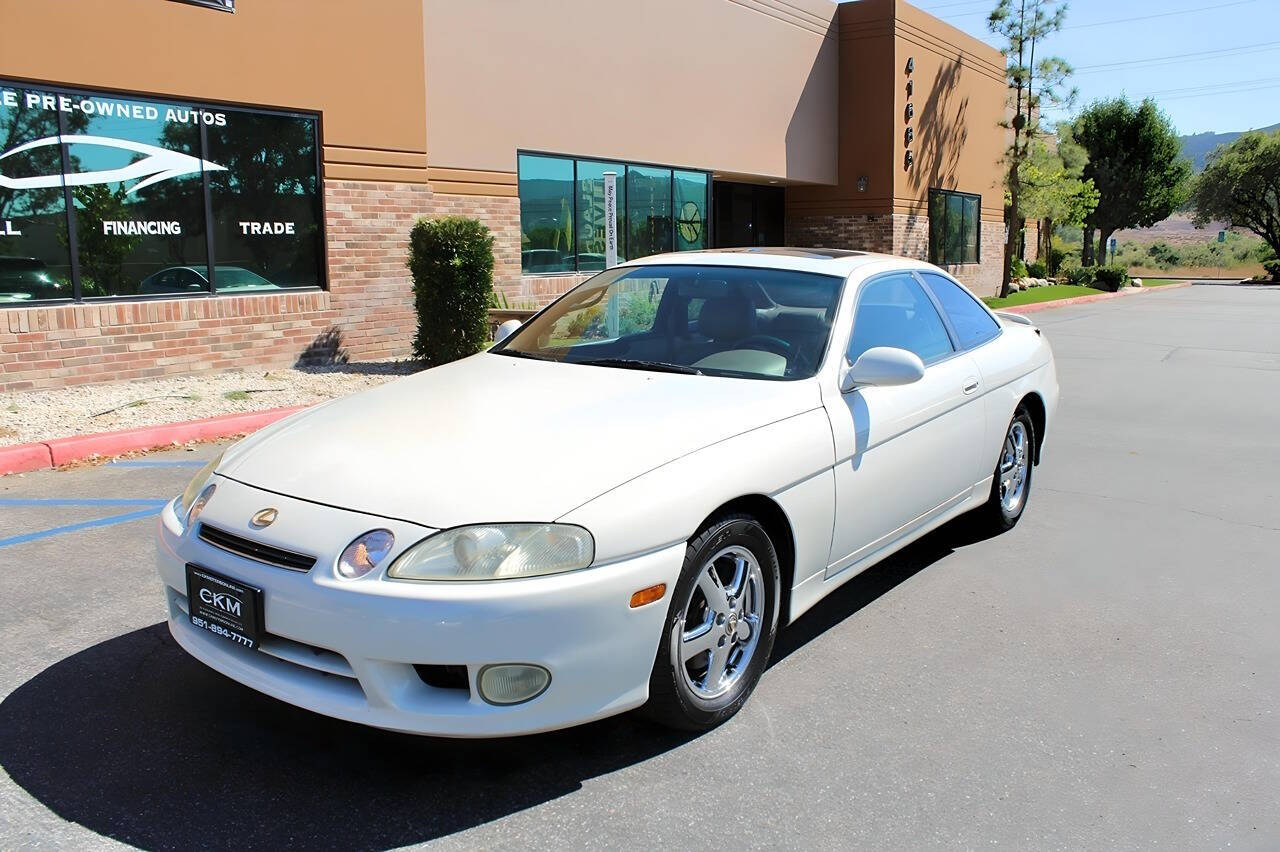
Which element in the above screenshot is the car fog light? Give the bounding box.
[337,529,395,579]
[477,664,551,706]
[187,483,216,527]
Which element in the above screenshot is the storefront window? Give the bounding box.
[575,160,625,271]
[928,189,980,265]
[68,96,208,298]
[0,79,324,305]
[517,153,709,274]
[518,153,575,273]
[207,110,321,291]
[674,170,708,251]
[626,165,672,259]
[0,86,74,304]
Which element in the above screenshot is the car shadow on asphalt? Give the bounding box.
[0,516,995,850]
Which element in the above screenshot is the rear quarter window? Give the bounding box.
[919,272,1000,350]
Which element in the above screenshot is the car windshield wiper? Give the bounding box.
[575,357,702,375]
[493,349,556,362]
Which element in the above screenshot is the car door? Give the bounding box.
[823,271,986,578]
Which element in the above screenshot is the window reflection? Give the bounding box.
[518,153,575,273]
[207,110,321,291]
[68,96,208,298]
[626,165,672,259]
[0,85,74,303]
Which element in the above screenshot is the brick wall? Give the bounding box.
[324,180,432,361]
[2,179,433,391]
[788,210,1004,298]
[787,214,895,253]
[0,292,340,393]
[430,193,522,300]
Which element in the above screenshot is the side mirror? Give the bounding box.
[840,346,926,392]
[493,319,522,346]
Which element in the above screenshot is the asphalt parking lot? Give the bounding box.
[1,283,1277,850]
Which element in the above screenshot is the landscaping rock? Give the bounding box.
[1131,278,1143,287]
[0,361,420,447]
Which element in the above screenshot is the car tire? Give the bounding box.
[642,513,781,731]
[975,406,1036,533]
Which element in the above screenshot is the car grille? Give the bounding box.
[197,523,317,572]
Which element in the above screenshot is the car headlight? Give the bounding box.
[178,451,223,528]
[387,524,594,581]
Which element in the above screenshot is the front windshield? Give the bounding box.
[494,264,845,380]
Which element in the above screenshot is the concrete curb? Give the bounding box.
[1002,280,1193,314]
[0,405,307,476]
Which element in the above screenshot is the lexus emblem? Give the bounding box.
[250,508,278,528]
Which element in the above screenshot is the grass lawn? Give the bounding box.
[982,284,1101,310]
[1135,277,1189,287]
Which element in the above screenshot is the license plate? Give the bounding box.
[186,564,264,650]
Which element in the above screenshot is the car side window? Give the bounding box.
[848,274,954,366]
[919,272,1000,350]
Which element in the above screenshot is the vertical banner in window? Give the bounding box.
[603,171,618,269]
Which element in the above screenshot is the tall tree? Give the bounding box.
[988,0,1075,298]
[1190,129,1280,277]
[1073,98,1191,266]
[1019,125,1098,272]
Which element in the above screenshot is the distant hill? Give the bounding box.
[1180,123,1280,171]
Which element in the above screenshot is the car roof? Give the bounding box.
[619,247,934,277]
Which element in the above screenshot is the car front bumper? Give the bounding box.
[156,477,683,737]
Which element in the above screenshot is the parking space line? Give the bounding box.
[0,506,163,549]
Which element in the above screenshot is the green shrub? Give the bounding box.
[1065,265,1094,287]
[1027,260,1047,278]
[1093,264,1130,292]
[1046,245,1067,275]
[1011,257,1027,278]
[1263,258,1280,281]
[408,216,495,365]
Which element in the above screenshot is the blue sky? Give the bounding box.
[907,0,1280,135]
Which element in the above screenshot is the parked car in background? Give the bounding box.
[156,248,1058,736]
[139,265,281,295]
[0,256,68,302]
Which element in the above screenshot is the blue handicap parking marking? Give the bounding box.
[0,497,170,549]
[0,506,166,549]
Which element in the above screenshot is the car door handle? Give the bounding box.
[962,378,980,395]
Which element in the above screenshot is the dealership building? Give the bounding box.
[0,0,1006,391]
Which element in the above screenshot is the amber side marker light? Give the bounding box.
[629,583,667,608]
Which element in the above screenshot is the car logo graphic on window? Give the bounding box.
[0,134,226,194]
[250,508,279,528]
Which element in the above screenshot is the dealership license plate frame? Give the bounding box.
[185,563,265,650]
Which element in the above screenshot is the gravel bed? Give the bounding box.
[0,362,422,447]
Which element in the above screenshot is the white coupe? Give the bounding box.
[156,248,1058,736]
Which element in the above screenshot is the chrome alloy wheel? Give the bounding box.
[999,420,1030,515]
[673,546,766,700]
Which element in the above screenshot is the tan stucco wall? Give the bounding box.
[892,0,1006,223]
[423,0,838,184]
[788,0,1005,221]
[0,0,429,182]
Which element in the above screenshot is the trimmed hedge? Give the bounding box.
[1093,264,1130,292]
[408,216,495,365]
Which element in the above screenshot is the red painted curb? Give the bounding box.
[0,442,55,476]
[1003,281,1193,314]
[0,404,308,475]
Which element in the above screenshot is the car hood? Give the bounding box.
[219,353,821,528]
